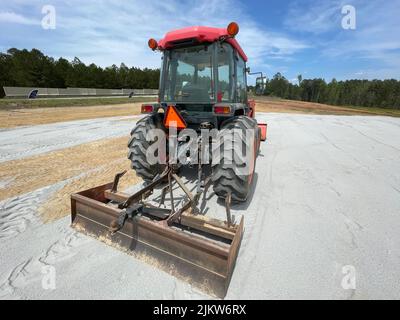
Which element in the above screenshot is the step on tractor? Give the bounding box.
[71,22,267,298]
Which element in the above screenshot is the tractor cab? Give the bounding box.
[146,23,252,129]
[160,41,246,105]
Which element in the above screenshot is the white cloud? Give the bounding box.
[237,21,309,67]
[325,2,400,78]
[0,0,308,73]
[284,0,346,34]
[0,11,39,25]
[2,0,399,80]
[284,0,400,79]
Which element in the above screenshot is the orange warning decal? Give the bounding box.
[164,105,187,130]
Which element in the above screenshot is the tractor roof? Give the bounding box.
[157,26,248,62]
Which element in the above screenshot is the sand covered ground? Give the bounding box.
[2,98,398,130]
[1,112,400,299]
[0,103,143,128]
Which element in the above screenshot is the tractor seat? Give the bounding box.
[181,84,210,102]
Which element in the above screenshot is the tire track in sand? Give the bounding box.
[0,226,90,299]
[0,135,136,202]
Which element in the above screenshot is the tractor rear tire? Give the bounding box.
[128,114,166,182]
[212,116,260,202]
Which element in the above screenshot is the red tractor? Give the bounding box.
[129,22,267,202]
[71,22,267,298]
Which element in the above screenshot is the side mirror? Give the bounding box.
[246,67,251,74]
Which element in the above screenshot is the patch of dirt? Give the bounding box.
[39,159,140,223]
[0,103,141,128]
[254,98,386,116]
[0,135,141,221]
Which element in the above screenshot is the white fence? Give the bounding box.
[3,86,158,98]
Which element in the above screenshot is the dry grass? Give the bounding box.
[0,103,142,128]
[39,159,140,223]
[0,97,152,109]
[2,98,397,130]
[254,97,400,117]
[0,136,141,222]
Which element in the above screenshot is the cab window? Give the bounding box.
[236,55,246,103]
[217,44,234,102]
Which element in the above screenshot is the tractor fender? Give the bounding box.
[258,123,267,141]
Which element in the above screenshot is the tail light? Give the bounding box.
[214,105,232,115]
[141,104,154,113]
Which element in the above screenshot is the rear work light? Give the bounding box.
[227,22,239,37]
[148,38,158,50]
[141,104,154,113]
[214,105,232,115]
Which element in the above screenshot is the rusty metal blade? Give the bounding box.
[70,183,243,298]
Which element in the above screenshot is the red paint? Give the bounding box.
[258,123,267,141]
[157,26,248,62]
[141,104,154,113]
[247,99,256,118]
[217,91,223,102]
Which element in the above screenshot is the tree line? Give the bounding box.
[1,48,399,109]
[0,48,160,97]
[255,72,400,109]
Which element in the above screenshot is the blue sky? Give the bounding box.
[0,0,399,84]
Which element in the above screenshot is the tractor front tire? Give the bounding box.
[212,116,260,202]
[128,114,166,182]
